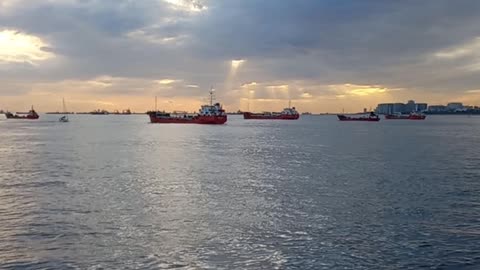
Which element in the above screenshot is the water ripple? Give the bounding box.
[1,115,480,269]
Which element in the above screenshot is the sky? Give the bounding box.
[2,0,480,113]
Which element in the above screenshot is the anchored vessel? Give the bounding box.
[148,89,227,124]
[243,103,300,120]
[5,106,39,120]
[337,112,380,121]
[385,112,426,120]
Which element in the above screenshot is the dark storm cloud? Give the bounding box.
[2,0,480,97]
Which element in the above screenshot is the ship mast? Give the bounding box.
[62,98,66,113]
[155,96,157,112]
[209,87,215,106]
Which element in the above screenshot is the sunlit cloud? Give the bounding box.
[434,37,480,59]
[300,92,312,98]
[87,80,111,88]
[155,79,180,85]
[0,0,21,13]
[86,75,116,87]
[162,0,207,13]
[186,84,199,88]
[126,30,187,46]
[266,84,289,91]
[466,89,480,93]
[329,84,389,96]
[89,100,116,106]
[231,59,245,70]
[241,81,257,88]
[0,29,54,64]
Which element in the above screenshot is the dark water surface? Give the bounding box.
[1,114,480,269]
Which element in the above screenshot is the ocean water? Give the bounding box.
[1,114,479,269]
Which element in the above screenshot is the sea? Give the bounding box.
[1,114,479,269]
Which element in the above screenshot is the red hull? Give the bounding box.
[385,114,426,120]
[149,114,227,124]
[337,115,380,121]
[243,112,299,120]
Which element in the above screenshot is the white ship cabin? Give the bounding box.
[281,107,298,115]
[199,102,226,116]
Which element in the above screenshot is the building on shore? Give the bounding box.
[447,102,464,111]
[416,103,428,112]
[427,105,447,112]
[378,101,479,114]
[427,102,466,113]
[375,100,427,114]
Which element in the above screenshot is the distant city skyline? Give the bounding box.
[2,0,480,112]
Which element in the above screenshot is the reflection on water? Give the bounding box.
[1,115,480,269]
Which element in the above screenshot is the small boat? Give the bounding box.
[59,98,69,122]
[337,112,380,121]
[243,102,300,120]
[148,88,227,124]
[385,112,426,120]
[59,115,69,122]
[5,106,39,119]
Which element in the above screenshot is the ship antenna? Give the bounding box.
[288,99,291,108]
[155,96,157,112]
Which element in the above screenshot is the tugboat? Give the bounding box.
[243,102,300,120]
[148,89,227,124]
[337,111,380,121]
[385,112,426,120]
[5,106,39,119]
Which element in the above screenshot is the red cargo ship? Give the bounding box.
[337,112,380,121]
[5,106,39,119]
[243,107,300,120]
[385,113,426,120]
[148,89,227,124]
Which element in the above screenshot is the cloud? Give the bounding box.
[3,0,480,112]
[162,0,207,13]
[0,29,55,64]
[155,79,181,85]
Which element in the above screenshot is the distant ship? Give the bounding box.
[113,109,132,115]
[148,89,227,124]
[385,112,426,120]
[243,106,300,120]
[337,112,380,121]
[90,109,109,115]
[5,106,39,120]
